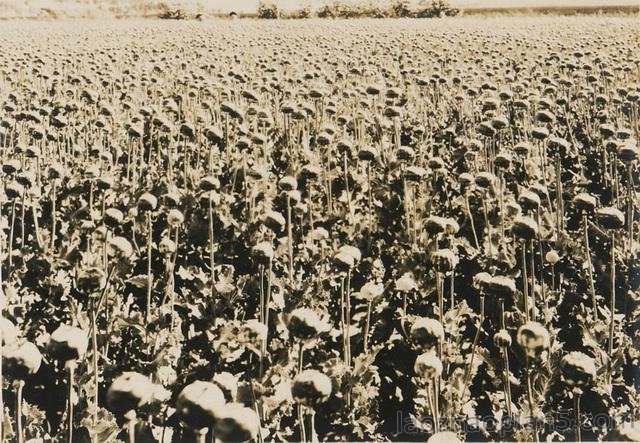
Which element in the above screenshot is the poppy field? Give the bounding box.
[0,15,639,442]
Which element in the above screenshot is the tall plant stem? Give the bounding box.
[145,212,153,323]
[298,405,307,443]
[463,296,484,400]
[526,362,539,443]
[15,380,24,443]
[608,233,616,381]
[208,196,215,292]
[287,194,294,287]
[529,239,536,320]
[121,411,136,443]
[574,392,582,443]
[363,300,372,353]
[0,324,3,441]
[90,299,99,424]
[68,363,76,443]
[343,154,352,224]
[8,200,16,272]
[521,241,529,322]
[583,215,597,319]
[51,181,57,251]
[466,193,480,249]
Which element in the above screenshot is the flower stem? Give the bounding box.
[574,392,582,443]
[583,215,597,320]
[298,405,307,443]
[364,300,372,353]
[145,212,153,323]
[463,296,484,400]
[608,233,616,381]
[68,363,75,443]
[15,380,24,443]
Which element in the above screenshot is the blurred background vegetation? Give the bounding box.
[0,0,637,19]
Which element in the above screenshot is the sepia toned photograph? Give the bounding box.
[0,0,638,441]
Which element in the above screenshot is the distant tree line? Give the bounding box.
[256,0,459,19]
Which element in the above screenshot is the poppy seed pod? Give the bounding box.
[618,143,638,163]
[5,181,24,200]
[76,267,106,294]
[278,176,297,192]
[475,172,495,189]
[107,372,154,414]
[167,209,184,228]
[518,190,541,211]
[573,193,597,213]
[405,166,427,183]
[560,351,597,387]
[432,249,458,272]
[505,201,522,218]
[491,116,509,130]
[214,403,260,443]
[96,176,113,191]
[458,172,475,188]
[2,160,21,175]
[472,272,492,292]
[444,218,460,235]
[358,147,377,164]
[414,352,443,379]
[599,124,615,139]
[158,237,176,256]
[425,215,449,235]
[212,372,238,402]
[356,282,384,301]
[4,342,42,379]
[137,192,157,212]
[486,276,516,298]
[288,308,328,341]
[48,325,89,363]
[339,245,361,264]
[104,208,124,229]
[428,157,445,171]
[396,273,418,292]
[513,142,531,156]
[494,152,512,169]
[531,126,549,140]
[545,250,560,265]
[299,165,321,181]
[252,241,274,265]
[493,329,512,348]
[511,216,538,240]
[48,163,65,180]
[596,207,625,230]
[264,210,285,233]
[291,369,332,406]
[396,146,415,162]
[108,236,134,258]
[163,191,182,207]
[199,176,220,192]
[176,381,226,430]
[517,322,550,360]
[535,110,555,124]
[240,319,267,345]
[410,318,444,351]
[428,432,461,443]
[84,165,100,180]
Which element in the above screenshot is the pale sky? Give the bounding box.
[208,0,639,12]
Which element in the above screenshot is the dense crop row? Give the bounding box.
[0,16,638,442]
